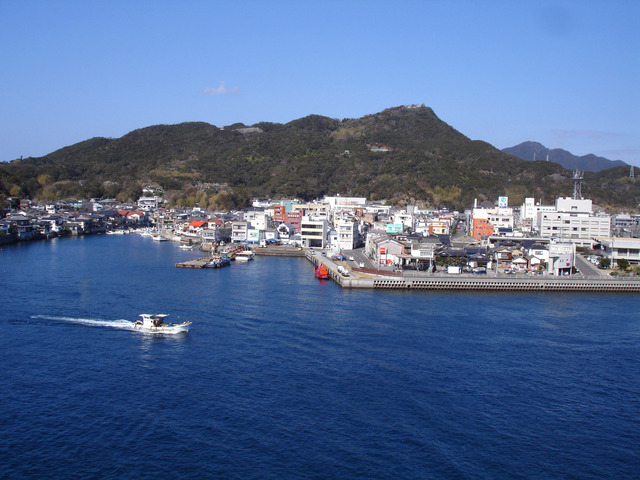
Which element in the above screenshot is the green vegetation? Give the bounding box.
[616,258,630,271]
[1,106,639,210]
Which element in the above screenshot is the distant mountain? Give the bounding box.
[1,108,638,210]
[502,141,627,172]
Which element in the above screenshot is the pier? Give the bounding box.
[305,251,640,292]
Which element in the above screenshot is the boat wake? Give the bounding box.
[30,315,136,330]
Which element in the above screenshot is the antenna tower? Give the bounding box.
[572,170,583,200]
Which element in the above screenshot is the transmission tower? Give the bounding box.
[572,170,583,200]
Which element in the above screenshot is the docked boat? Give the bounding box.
[315,265,330,279]
[205,255,231,268]
[235,250,255,261]
[133,314,191,334]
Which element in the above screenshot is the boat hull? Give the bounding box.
[133,314,191,334]
[315,266,330,279]
[133,321,191,334]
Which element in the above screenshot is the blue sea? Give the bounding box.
[1,234,639,479]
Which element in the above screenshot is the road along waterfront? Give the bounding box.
[305,251,640,292]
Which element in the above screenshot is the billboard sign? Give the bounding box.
[498,196,508,207]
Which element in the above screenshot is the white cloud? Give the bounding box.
[200,81,240,96]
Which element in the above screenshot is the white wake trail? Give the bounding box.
[30,315,136,330]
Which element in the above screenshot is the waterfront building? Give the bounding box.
[247,228,261,244]
[277,223,296,241]
[300,216,328,248]
[40,215,65,233]
[597,237,640,265]
[231,221,249,243]
[548,243,576,276]
[5,214,38,240]
[372,237,405,267]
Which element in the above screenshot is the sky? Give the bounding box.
[1,0,639,166]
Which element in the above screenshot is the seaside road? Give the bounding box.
[575,253,606,277]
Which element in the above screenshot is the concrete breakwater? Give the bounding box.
[305,252,640,292]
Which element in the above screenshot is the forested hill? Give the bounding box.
[1,106,638,211]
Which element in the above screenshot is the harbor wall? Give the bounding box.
[305,252,640,292]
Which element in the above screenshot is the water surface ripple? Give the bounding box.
[1,235,639,479]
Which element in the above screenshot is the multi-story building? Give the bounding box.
[243,210,271,231]
[470,205,514,241]
[336,219,359,251]
[537,197,610,247]
[231,221,249,243]
[284,211,302,232]
[300,216,327,248]
[273,205,286,223]
[520,198,556,231]
[598,237,640,265]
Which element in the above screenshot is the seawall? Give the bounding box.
[306,252,640,292]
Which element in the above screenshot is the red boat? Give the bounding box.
[315,265,330,279]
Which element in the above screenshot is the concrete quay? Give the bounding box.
[305,252,640,292]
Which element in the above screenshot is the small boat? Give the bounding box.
[235,250,255,261]
[315,265,330,279]
[133,314,191,334]
[204,255,231,268]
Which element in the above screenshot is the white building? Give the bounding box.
[520,198,556,231]
[243,210,271,231]
[537,197,610,247]
[231,221,249,243]
[392,211,415,232]
[548,243,576,276]
[323,196,367,212]
[598,237,640,265]
[335,219,359,251]
[137,196,160,209]
[300,216,328,248]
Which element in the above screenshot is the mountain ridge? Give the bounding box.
[502,141,627,172]
[1,106,638,211]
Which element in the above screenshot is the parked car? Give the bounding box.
[472,267,487,274]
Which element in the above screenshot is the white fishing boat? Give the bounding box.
[234,250,255,261]
[133,314,191,334]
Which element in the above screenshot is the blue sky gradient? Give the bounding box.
[1,0,638,165]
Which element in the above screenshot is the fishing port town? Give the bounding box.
[5,187,640,292]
